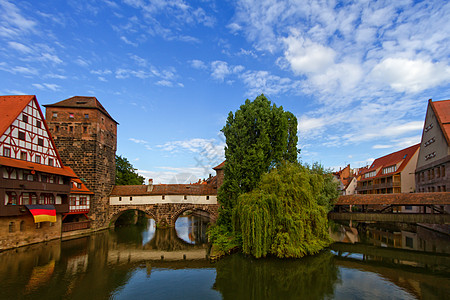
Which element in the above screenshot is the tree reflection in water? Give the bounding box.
[214,251,340,300]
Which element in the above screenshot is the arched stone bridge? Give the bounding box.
[108,203,219,227]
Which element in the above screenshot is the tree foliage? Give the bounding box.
[115,155,145,185]
[234,162,338,258]
[218,94,298,229]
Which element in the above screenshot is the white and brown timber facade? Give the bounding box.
[0,95,76,250]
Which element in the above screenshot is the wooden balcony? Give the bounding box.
[0,178,70,193]
[62,220,90,232]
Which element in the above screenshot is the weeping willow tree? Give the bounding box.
[234,161,338,258]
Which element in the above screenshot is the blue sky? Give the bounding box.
[1,0,449,183]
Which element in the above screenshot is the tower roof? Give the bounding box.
[44,96,118,124]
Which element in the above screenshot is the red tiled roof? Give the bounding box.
[0,156,77,177]
[430,99,450,145]
[110,183,217,196]
[0,95,35,136]
[213,161,225,170]
[359,144,420,180]
[44,96,118,124]
[336,193,450,205]
[64,166,93,194]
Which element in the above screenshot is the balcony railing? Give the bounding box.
[62,220,90,232]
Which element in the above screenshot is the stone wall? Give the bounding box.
[45,106,117,230]
[0,214,62,250]
[109,203,219,227]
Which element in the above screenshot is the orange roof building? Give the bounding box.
[0,95,76,250]
[416,99,450,193]
[356,144,420,194]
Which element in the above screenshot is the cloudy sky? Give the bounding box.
[1,0,449,183]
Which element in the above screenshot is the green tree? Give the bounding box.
[234,161,337,258]
[115,155,145,185]
[218,94,298,229]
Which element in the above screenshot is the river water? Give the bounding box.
[0,215,449,300]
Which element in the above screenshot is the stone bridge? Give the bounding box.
[108,203,219,227]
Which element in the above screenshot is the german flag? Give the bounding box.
[25,205,57,223]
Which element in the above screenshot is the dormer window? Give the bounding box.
[69,113,74,118]
[382,165,397,174]
[364,171,376,178]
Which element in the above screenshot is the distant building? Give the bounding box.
[0,95,75,250]
[415,99,450,193]
[333,164,357,195]
[44,96,117,229]
[213,161,225,190]
[356,144,420,195]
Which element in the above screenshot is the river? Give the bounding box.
[0,215,449,299]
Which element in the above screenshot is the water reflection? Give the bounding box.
[175,213,209,244]
[0,217,449,299]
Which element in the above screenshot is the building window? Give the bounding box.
[443,185,447,192]
[35,223,41,229]
[69,126,73,133]
[80,197,87,205]
[77,183,81,189]
[424,123,433,132]
[55,125,59,132]
[84,114,89,119]
[442,166,446,177]
[36,120,41,128]
[3,147,11,157]
[18,131,26,140]
[69,113,74,118]
[364,171,376,178]
[206,195,210,200]
[184,195,187,200]
[48,158,54,166]
[119,197,122,201]
[53,112,57,118]
[436,167,441,178]
[382,165,397,174]
[162,195,165,200]
[20,151,27,160]
[20,221,24,232]
[405,236,413,248]
[22,114,28,123]
[38,138,44,146]
[70,196,77,206]
[102,117,104,123]
[9,222,14,233]
[405,205,412,210]
[130,197,132,201]
[424,137,435,147]
[425,152,436,160]
[35,155,41,164]
[83,126,87,133]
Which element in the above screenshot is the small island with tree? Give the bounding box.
[209,94,339,259]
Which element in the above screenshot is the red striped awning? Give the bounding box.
[25,205,57,223]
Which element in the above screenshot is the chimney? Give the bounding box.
[147,179,153,192]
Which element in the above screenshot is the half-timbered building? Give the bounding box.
[0,95,75,250]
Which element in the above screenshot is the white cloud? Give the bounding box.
[12,66,37,75]
[32,83,60,91]
[190,59,207,69]
[75,58,89,67]
[8,41,32,53]
[0,0,36,37]
[370,58,450,93]
[298,116,326,136]
[156,80,172,87]
[120,36,138,46]
[211,61,231,81]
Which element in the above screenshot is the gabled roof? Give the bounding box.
[65,167,94,194]
[44,96,118,124]
[360,143,420,180]
[0,95,35,136]
[0,156,77,177]
[429,99,450,145]
[213,161,225,170]
[110,183,217,196]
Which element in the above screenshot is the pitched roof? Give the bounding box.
[110,183,217,196]
[0,156,77,177]
[429,99,450,145]
[0,95,35,136]
[213,161,225,170]
[43,96,118,124]
[360,143,420,180]
[336,193,450,205]
[64,166,94,194]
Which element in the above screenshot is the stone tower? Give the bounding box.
[44,96,117,229]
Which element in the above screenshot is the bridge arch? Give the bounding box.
[172,205,214,225]
[109,206,157,227]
